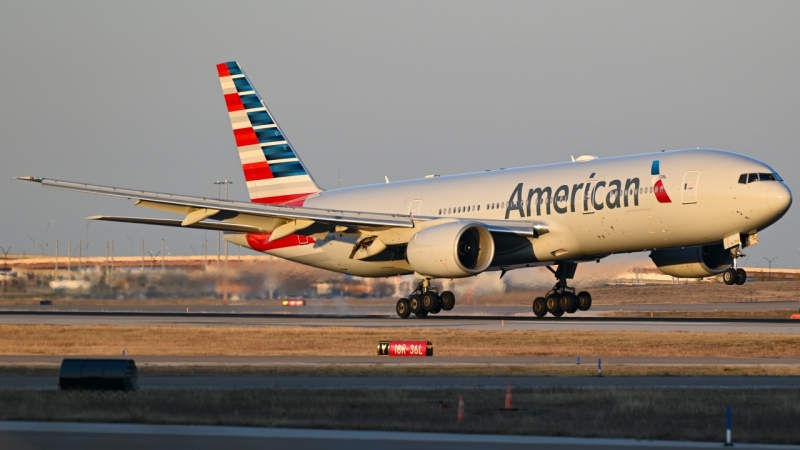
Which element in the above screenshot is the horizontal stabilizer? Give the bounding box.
[87,216,262,233]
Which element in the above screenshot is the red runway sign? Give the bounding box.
[377,341,433,357]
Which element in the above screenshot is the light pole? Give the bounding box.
[0,247,10,268]
[763,257,777,280]
[46,221,53,250]
[213,180,233,269]
[125,235,135,255]
[85,222,92,252]
[0,247,9,296]
[25,235,37,255]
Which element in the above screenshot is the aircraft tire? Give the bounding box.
[396,298,411,319]
[566,293,579,313]
[414,309,428,318]
[735,268,747,285]
[409,294,423,314]
[559,293,578,313]
[577,291,592,311]
[532,297,547,317]
[551,307,564,317]
[722,268,737,285]
[441,291,456,311]
[546,294,560,314]
[422,292,441,312]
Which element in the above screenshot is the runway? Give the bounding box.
[0,310,798,333]
[2,375,800,390]
[0,422,797,450]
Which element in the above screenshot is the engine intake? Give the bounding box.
[406,222,495,278]
[650,243,733,278]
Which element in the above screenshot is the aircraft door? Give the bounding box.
[681,171,701,204]
[408,199,423,216]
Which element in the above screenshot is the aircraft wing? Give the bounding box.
[17,177,545,238]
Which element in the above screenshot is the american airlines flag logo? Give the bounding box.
[651,160,672,203]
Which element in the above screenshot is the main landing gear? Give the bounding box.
[532,262,593,318]
[396,279,456,319]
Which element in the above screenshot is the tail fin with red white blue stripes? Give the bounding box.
[217,61,322,205]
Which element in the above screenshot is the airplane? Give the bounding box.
[17,61,792,319]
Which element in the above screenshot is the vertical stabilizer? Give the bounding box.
[217,61,322,205]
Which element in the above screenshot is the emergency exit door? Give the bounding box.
[681,171,701,204]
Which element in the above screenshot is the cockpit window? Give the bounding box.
[739,172,783,184]
[759,173,776,181]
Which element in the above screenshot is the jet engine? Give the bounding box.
[649,243,733,278]
[406,222,495,278]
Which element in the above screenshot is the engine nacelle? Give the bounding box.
[406,222,495,278]
[650,243,733,278]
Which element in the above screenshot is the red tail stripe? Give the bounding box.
[252,193,312,206]
[233,127,260,147]
[242,161,274,181]
[224,93,244,112]
[216,63,231,78]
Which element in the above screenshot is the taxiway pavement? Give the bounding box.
[2,375,799,390]
[0,422,797,450]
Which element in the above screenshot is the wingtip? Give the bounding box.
[14,176,43,183]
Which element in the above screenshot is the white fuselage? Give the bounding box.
[253,149,791,278]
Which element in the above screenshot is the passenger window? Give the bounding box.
[738,174,747,184]
[477,205,480,211]
[748,173,758,183]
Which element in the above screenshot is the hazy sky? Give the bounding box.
[2,1,799,270]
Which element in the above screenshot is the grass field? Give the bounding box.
[0,324,798,358]
[3,364,800,378]
[0,388,797,444]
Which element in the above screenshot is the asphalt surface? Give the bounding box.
[3,300,798,315]
[2,375,799,390]
[1,355,798,367]
[1,422,797,450]
[0,309,799,332]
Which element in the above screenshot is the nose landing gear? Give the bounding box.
[395,278,456,318]
[723,248,747,286]
[533,262,593,318]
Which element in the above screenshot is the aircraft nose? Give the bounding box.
[767,183,792,215]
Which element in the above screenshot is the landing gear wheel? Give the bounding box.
[736,268,747,285]
[409,294,423,314]
[577,291,592,311]
[396,298,411,318]
[546,294,560,315]
[551,307,564,317]
[422,292,441,312]
[532,297,547,317]
[440,291,456,311]
[558,293,577,313]
[414,309,428,318]
[566,293,579,314]
[722,268,737,285]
